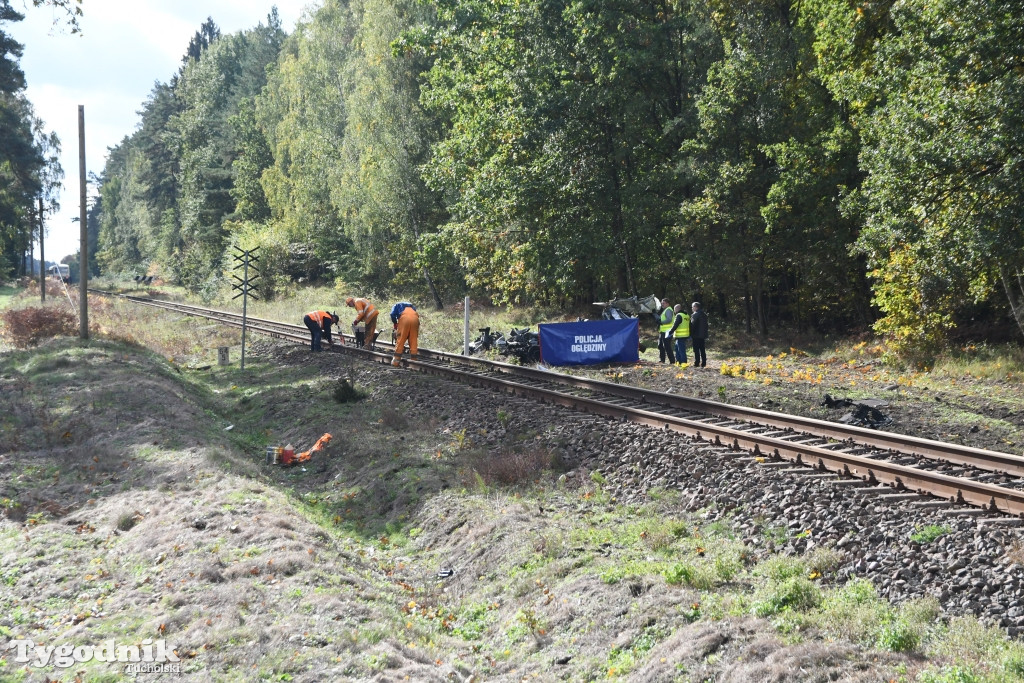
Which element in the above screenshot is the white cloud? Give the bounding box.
[10,1,314,261]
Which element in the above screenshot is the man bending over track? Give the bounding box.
[303,310,339,352]
[345,297,379,348]
[389,301,419,367]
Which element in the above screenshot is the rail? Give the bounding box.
[91,289,1024,516]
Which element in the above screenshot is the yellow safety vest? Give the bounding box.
[673,312,690,338]
[659,307,674,334]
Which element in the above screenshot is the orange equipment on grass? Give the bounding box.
[293,433,332,463]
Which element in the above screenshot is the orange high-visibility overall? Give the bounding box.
[352,298,378,344]
[393,306,419,366]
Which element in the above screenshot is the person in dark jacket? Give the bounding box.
[303,310,339,352]
[689,302,708,367]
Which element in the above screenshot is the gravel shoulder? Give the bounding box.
[560,342,1024,456]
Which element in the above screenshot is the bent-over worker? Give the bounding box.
[389,301,419,367]
[303,310,339,352]
[345,297,379,348]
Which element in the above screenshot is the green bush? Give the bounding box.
[713,552,742,583]
[931,616,1024,680]
[875,618,919,652]
[451,603,492,641]
[910,524,952,544]
[916,665,981,683]
[870,245,949,367]
[755,555,807,582]
[817,579,890,644]
[1004,653,1024,678]
[752,576,821,617]
[805,547,844,575]
[663,563,695,586]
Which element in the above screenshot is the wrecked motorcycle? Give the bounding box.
[468,326,541,364]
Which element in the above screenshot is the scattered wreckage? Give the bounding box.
[468,326,541,364]
[593,294,661,321]
[821,394,892,428]
[468,295,660,364]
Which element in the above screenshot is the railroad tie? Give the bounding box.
[977,517,1024,528]
[876,492,927,503]
[911,500,953,509]
[826,479,872,487]
[936,507,992,518]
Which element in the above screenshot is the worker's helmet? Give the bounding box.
[331,312,340,323]
[345,297,354,306]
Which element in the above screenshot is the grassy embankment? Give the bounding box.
[1,281,1024,680]
[0,284,18,310]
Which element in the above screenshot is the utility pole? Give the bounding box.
[78,105,88,339]
[38,196,45,304]
[231,246,260,370]
[463,295,470,355]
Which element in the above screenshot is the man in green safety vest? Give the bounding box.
[658,298,676,364]
[669,303,691,365]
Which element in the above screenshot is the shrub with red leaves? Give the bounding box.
[0,307,77,347]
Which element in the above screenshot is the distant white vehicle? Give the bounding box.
[48,264,70,282]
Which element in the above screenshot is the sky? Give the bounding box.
[10,0,316,263]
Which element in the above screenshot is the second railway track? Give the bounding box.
[93,289,1024,518]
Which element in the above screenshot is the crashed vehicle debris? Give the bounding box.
[593,294,661,321]
[592,294,660,353]
[468,326,541,364]
[821,394,892,428]
[468,295,659,364]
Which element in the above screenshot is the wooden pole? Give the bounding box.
[463,295,470,355]
[78,105,88,339]
[38,196,45,304]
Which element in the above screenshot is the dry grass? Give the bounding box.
[1007,539,1024,566]
[464,445,553,486]
[0,305,76,347]
[379,406,409,430]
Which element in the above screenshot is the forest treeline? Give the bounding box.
[86,0,1024,358]
[0,0,63,284]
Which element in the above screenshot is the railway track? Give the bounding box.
[93,289,1024,518]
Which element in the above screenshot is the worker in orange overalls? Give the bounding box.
[302,310,339,352]
[389,301,419,367]
[345,297,378,349]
